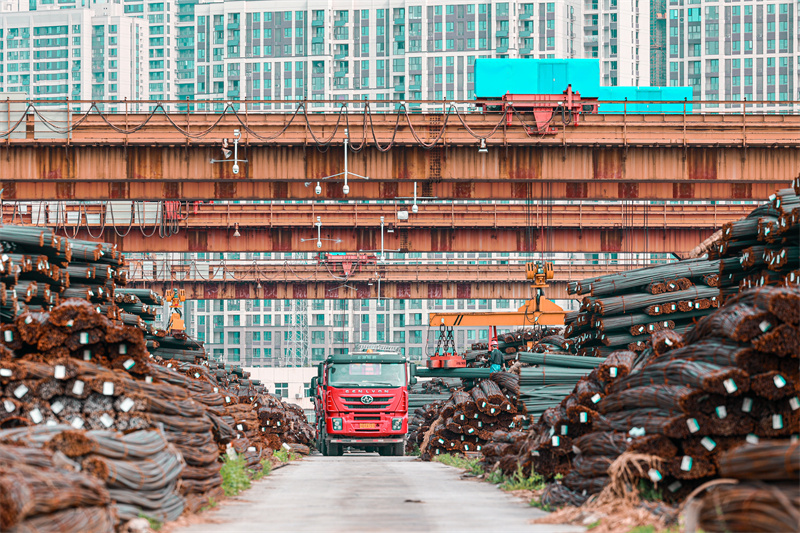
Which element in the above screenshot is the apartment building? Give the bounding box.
[661,0,797,111]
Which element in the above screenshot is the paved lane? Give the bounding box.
[177,454,583,533]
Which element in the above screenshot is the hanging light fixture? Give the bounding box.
[478,138,488,154]
[233,223,241,238]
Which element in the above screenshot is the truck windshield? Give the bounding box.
[327,363,405,388]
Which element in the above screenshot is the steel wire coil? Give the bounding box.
[7,504,115,533]
[694,482,800,533]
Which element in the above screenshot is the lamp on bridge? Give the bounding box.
[233,223,241,238]
[478,138,488,154]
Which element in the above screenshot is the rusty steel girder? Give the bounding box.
[128,280,570,300]
[72,226,712,254]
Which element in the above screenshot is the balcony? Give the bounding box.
[312,19,324,27]
[334,70,347,78]
[394,33,405,41]
[496,46,508,54]
[394,17,405,25]
[334,52,348,59]
[520,30,532,37]
[312,36,324,44]
[408,82,421,90]
[394,82,405,92]
[334,19,347,26]
[496,30,508,37]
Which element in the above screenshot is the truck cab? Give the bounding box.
[312,351,415,456]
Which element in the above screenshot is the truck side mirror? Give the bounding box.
[310,377,318,390]
[408,364,418,386]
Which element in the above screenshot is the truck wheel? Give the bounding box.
[393,443,405,456]
[320,428,329,456]
[378,446,392,456]
[329,443,343,456]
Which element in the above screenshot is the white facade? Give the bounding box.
[246,367,317,410]
[584,0,651,87]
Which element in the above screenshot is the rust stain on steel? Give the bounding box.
[396,283,411,299]
[235,284,250,299]
[356,283,370,299]
[39,146,75,180]
[109,182,129,199]
[272,229,293,252]
[687,148,718,180]
[566,182,588,199]
[510,183,528,199]
[325,283,340,297]
[187,231,208,252]
[516,230,538,253]
[618,183,639,199]
[731,183,752,199]
[163,182,180,199]
[457,283,471,299]
[592,148,624,180]
[325,182,345,199]
[428,284,443,299]
[380,182,398,199]
[127,147,163,180]
[292,284,307,299]
[1,182,16,199]
[56,182,74,199]
[504,147,543,180]
[453,182,473,199]
[600,229,624,252]
[215,182,236,199]
[430,229,454,252]
[273,181,288,199]
[203,283,218,299]
[263,283,277,299]
[673,183,695,199]
[354,229,377,252]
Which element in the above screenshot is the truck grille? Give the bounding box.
[342,396,391,409]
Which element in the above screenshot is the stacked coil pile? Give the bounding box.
[688,439,799,532]
[408,377,459,412]
[463,327,563,365]
[487,285,799,510]
[0,226,125,320]
[0,441,114,532]
[419,378,523,459]
[717,178,800,296]
[565,258,721,356]
[1,426,185,524]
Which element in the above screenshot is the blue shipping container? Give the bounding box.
[596,86,693,114]
[474,58,601,99]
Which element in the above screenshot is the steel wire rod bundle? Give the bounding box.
[570,258,720,297]
[514,351,605,369]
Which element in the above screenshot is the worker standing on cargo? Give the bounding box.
[488,340,504,373]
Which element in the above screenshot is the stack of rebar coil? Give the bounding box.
[0,426,185,524]
[0,440,115,532]
[688,439,800,532]
[406,399,446,454]
[486,284,799,510]
[564,257,721,356]
[463,327,563,365]
[716,179,800,297]
[419,379,523,459]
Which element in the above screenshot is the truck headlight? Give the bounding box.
[392,418,403,431]
[332,418,343,431]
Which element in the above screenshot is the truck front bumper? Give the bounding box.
[329,437,405,444]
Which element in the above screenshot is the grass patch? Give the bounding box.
[251,458,272,481]
[409,444,421,457]
[485,468,506,485]
[637,479,664,502]
[530,500,552,512]
[273,448,302,463]
[138,513,162,531]
[199,498,217,513]
[500,465,545,492]
[432,453,484,476]
[220,456,252,497]
[587,519,602,530]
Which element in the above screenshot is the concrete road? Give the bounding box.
[177,454,584,533]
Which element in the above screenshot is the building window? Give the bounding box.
[229,348,240,362]
[312,331,325,344]
[228,332,240,344]
[274,382,288,398]
[253,348,261,358]
[253,331,261,342]
[410,330,422,344]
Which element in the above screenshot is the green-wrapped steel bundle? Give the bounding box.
[514,352,605,369]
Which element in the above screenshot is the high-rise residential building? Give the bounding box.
[582,0,650,87]
[665,0,798,112]
[2,0,657,105]
[0,1,147,104]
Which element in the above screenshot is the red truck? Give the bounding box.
[311,351,415,456]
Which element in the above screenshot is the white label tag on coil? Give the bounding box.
[102,382,114,396]
[194,373,200,379]
[120,398,135,413]
[145,376,153,384]
[225,396,231,403]
[79,332,90,344]
[746,434,759,445]
[4,399,15,413]
[773,414,783,430]
[83,350,92,361]
[579,412,588,423]
[54,365,66,380]
[51,401,64,414]
[560,425,568,436]
[629,427,646,437]
[119,344,127,355]
[723,379,738,393]
[591,393,601,404]
[123,359,136,370]
[71,417,84,429]
[647,469,662,483]
[0,368,11,377]
[46,420,57,427]
[66,320,74,327]
[100,413,114,427]
[609,367,618,378]
[700,437,717,451]
[248,446,256,452]
[742,398,754,413]
[30,408,43,424]
[551,436,560,447]
[71,380,85,395]
[24,316,32,325]
[715,406,727,419]
[13,385,28,398]
[214,387,219,393]
[790,397,800,411]
[167,363,173,369]
[773,375,787,389]
[680,456,693,472]
[237,424,244,431]
[686,418,700,433]
[759,321,772,333]
[668,481,682,493]
[3,330,12,342]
